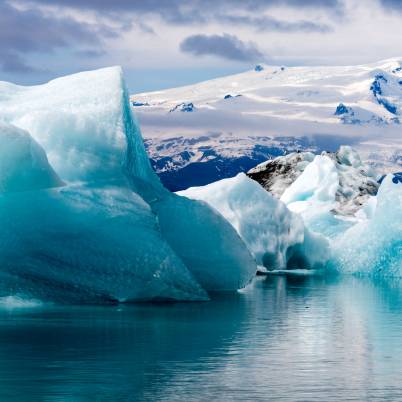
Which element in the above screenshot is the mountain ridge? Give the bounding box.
[132,58,402,190]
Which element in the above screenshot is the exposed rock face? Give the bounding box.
[247,151,315,199]
[248,146,380,217]
[330,147,380,216]
[145,134,318,192]
[169,102,195,112]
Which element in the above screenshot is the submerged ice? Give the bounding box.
[0,67,256,303]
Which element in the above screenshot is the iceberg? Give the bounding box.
[248,151,316,199]
[332,174,402,276]
[281,153,339,214]
[250,147,379,238]
[248,146,401,276]
[0,67,257,302]
[280,153,344,237]
[179,173,329,271]
[0,184,208,303]
[151,193,257,290]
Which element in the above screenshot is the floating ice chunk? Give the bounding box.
[0,122,62,193]
[333,174,402,276]
[0,184,208,302]
[179,173,329,271]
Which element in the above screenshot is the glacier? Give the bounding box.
[0,67,257,303]
[179,173,329,271]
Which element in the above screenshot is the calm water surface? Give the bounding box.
[1,274,402,401]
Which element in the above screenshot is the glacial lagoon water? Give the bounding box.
[1,274,402,401]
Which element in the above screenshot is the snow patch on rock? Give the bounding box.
[249,146,379,222]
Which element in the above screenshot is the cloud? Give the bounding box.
[180,33,264,62]
[380,0,402,11]
[23,0,342,30]
[0,1,116,73]
[0,52,36,73]
[0,0,341,76]
[219,15,332,33]
[25,0,342,13]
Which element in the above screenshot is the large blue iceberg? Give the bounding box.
[0,67,257,302]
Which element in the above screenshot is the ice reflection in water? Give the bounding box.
[1,275,402,401]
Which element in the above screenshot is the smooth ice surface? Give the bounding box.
[0,184,207,302]
[179,173,329,271]
[152,191,257,290]
[0,122,62,193]
[0,67,257,301]
[333,174,402,276]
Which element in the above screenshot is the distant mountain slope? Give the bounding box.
[144,135,320,191]
[132,58,402,190]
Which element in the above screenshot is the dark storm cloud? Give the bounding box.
[180,34,264,62]
[0,1,115,73]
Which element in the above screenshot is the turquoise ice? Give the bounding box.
[0,67,256,302]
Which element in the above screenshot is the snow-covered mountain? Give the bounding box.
[132,58,402,190]
[144,134,320,191]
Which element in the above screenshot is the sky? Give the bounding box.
[1,0,402,93]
